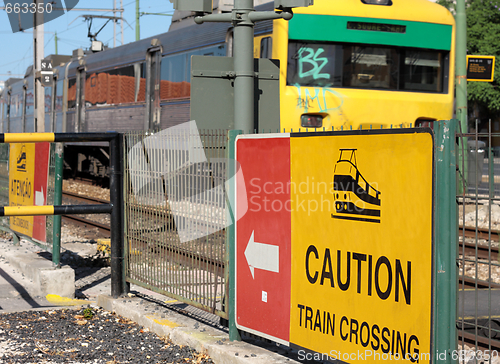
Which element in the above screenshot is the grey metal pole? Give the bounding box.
[52,143,64,268]
[193,5,292,132]
[113,0,116,48]
[34,0,44,132]
[233,0,254,132]
[110,134,125,298]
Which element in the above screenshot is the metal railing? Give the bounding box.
[0,132,126,298]
[123,128,229,318]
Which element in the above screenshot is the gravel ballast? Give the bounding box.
[0,306,214,364]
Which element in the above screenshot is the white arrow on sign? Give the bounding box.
[244,231,279,279]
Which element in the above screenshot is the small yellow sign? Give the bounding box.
[9,143,35,236]
[467,55,495,82]
[289,131,433,363]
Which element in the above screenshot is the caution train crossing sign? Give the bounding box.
[234,129,434,363]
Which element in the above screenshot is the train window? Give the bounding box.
[159,44,226,100]
[55,79,63,112]
[161,54,187,83]
[44,86,52,113]
[287,40,446,92]
[2,97,6,121]
[343,46,399,89]
[401,50,443,92]
[260,37,272,59]
[24,89,34,115]
[136,62,146,102]
[287,42,342,87]
[9,93,21,118]
[85,64,137,106]
[160,54,189,100]
[4,96,9,118]
[67,78,76,109]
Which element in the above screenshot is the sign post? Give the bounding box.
[235,129,434,362]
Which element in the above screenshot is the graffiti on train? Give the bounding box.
[297,47,331,80]
[294,86,344,114]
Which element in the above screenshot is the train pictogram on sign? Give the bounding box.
[16,145,27,172]
[332,149,381,223]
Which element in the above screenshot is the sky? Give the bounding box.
[0,0,175,83]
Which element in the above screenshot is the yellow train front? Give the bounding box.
[332,149,381,223]
[276,0,456,131]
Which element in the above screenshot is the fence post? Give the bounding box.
[110,133,126,298]
[227,129,242,341]
[434,119,458,363]
[52,142,64,267]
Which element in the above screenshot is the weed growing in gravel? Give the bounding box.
[83,307,94,320]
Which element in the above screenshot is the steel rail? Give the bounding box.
[458,330,500,351]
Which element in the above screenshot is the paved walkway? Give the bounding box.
[0,237,306,364]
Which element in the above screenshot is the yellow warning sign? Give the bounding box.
[9,143,35,236]
[289,131,433,363]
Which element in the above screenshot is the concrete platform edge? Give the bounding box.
[97,294,298,364]
[0,240,75,298]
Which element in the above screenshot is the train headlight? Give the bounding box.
[361,0,393,5]
[301,114,323,128]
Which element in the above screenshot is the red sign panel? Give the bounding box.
[33,142,50,242]
[235,135,292,343]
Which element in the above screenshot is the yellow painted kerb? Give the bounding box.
[147,316,181,328]
[4,133,55,143]
[46,294,94,306]
[4,205,54,216]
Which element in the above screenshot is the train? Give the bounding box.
[0,0,455,180]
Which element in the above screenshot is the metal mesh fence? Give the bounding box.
[123,127,228,318]
[457,120,500,357]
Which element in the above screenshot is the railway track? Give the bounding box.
[458,330,500,352]
[62,191,110,238]
[459,226,499,260]
[62,190,225,270]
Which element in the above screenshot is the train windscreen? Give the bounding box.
[287,41,446,93]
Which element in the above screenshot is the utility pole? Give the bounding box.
[136,0,140,41]
[121,0,124,45]
[456,0,467,194]
[34,0,44,132]
[192,0,297,131]
[456,0,467,134]
[55,31,58,55]
[113,0,116,47]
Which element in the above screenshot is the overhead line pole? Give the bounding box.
[456,0,467,191]
[136,0,140,41]
[33,0,44,132]
[121,0,124,45]
[113,0,116,47]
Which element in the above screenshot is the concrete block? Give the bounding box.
[0,240,75,298]
[36,267,75,298]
